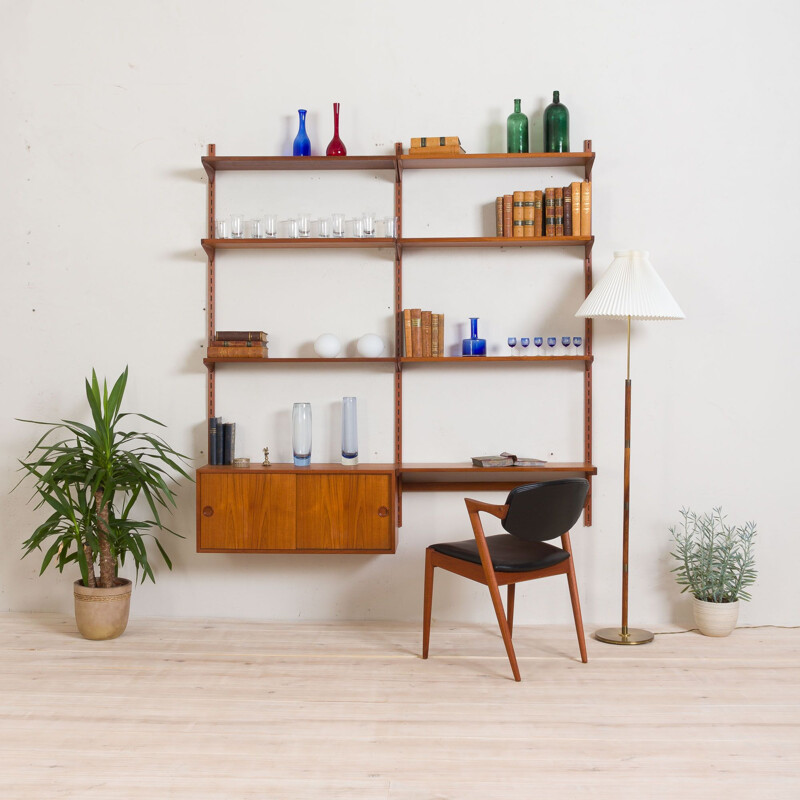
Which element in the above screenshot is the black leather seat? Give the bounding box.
[422,478,590,682]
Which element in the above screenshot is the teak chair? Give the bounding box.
[422,478,590,681]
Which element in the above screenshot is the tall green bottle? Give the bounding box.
[506,99,529,153]
[544,90,570,153]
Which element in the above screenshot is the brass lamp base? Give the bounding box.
[595,627,654,645]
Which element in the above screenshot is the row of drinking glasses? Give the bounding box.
[215,213,398,239]
[507,336,584,356]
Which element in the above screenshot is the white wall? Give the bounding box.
[2,0,798,629]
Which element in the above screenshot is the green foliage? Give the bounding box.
[669,507,757,603]
[16,367,192,585]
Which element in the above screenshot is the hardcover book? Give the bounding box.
[411,308,422,358]
[471,452,547,467]
[215,419,224,465]
[563,184,573,236]
[555,187,564,237]
[571,182,582,237]
[408,145,466,155]
[222,422,236,465]
[581,181,592,235]
[437,312,444,357]
[545,188,555,237]
[403,308,413,356]
[212,339,268,347]
[523,191,535,238]
[214,331,268,342]
[512,191,524,238]
[495,196,503,237]
[208,416,220,466]
[533,190,544,237]
[410,136,461,148]
[503,195,513,237]
[421,310,432,357]
[207,346,268,358]
[431,313,440,358]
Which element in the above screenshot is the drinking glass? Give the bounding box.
[352,218,364,238]
[507,336,517,356]
[533,336,543,356]
[317,217,331,237]
[249,218,263,239]
[287,218,299,239]
[547,336,557,356]
[332,212,345,238]
[384,215,398,238]
[264,214,278,238]
[215,219,229,239]
[298,213,311,238]
[230,214,244,239]
[562,336,572,356]
[573,336,583,356]
[520,337,530,355]
[362,211,376,237]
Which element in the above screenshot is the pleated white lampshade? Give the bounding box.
[575,250,685,320]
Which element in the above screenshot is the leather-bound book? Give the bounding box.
[534,190,544,237]
[555,187,564,237]
[523,191,535,238]
[408,145,465,155]
[431,314,440,357]
[411,308,422,358]
[545,188,555,237]
[503,195,513,237]
[207,345,268,358]
[208,417,220,465]
[215,331,267,342]
[571,182,582,237]
[222,423,236,465]
[512,191,524,238]
[403,309,413,356]
[495,197,503,237]
[421,310,432,357]
[212,339,268,347]
[437,313,444,356]
[215,419,224,465]
[410,136,461,148]
[563,185,572,236]
[581,181,592,235]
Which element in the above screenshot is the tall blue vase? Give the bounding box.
[462,317,487,356]
[293,109,311,156]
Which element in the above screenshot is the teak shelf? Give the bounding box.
[200,141,596,553]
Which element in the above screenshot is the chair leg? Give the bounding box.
[507,584,515,638]
[422,548,435,659]
[565,554,588,663]
[485,572,521,681]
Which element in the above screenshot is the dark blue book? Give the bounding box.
[215,417,224,465]
[222,422,235,465]
[208,417,219,465]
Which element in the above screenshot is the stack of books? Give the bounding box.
[495,181,591,238]
[208,418,237,465]
[408,136,466,156]
[402,308,445,357]
[207,330,269,358]
[471,452,547,468]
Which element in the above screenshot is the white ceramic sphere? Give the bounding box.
[314,333,341,358]
[357,333,386,358]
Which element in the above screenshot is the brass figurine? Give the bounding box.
[262,447,271,466]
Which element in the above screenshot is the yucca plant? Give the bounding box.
[16,367,191,588]
[669,507,757,603]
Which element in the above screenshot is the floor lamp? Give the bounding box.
[576,250,684,645]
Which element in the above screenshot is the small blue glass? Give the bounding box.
[462,317,487,356]
[547,336,557,356]
[520,337,530,355]
[562,336,572,356]
[573,336,583,356]
[293,109,311,156]
[507,337,517,356]
[534,336,543,356]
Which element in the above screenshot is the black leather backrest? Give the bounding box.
[501,479,589,542]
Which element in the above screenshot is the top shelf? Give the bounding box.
[202,147,595,179]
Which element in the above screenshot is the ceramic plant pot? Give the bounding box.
[692,596,739,637]
[73,578,132,640]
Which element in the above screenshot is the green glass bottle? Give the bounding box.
[544,90,570,153]
[506,98,529,153]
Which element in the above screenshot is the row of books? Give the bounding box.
[495,182,592,238]
[408,136,465,156]
[207,330,269,359]
[208,418,236,465]
[402,309,445,357]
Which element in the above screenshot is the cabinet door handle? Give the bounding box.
[202,506,214,517]
[377,506,388,518]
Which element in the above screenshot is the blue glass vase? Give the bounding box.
[293,109,311,156]
[462,317,486,356]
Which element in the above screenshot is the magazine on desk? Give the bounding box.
[471,452,547,468]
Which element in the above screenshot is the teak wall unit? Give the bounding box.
[198,142,597,554]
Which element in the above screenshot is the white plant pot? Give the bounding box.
[692,597,739,637]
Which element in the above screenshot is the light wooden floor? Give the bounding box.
[0,614,798,799]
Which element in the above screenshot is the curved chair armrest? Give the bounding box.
[465,498,508,519]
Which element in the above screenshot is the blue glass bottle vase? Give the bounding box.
[293,109,311,156]
[462,317,487,357]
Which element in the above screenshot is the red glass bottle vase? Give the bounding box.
[326,103,347,156]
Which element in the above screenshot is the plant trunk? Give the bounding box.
[82,544,97,587]
[95,490,115,588]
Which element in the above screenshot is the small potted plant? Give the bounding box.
[669,507,757,636]
[16,367,191,640]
